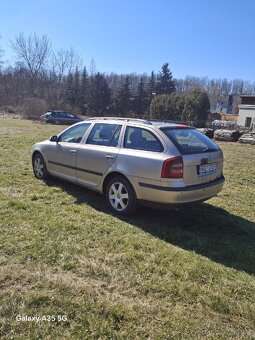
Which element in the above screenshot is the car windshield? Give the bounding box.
[161,127,219,155]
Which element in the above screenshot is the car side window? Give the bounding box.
[58,123,91,143]
[86,123,121,146]
[124,126,163,152]
[109,125,122,147]
[65,112,75,118]
[59,112,67,118]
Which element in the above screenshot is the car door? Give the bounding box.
[58,112,68,124]
[76,123,122,187]
[116,125,165,180]
[49,112,56,123]
[46,123,91,181]
[66,112,78,125]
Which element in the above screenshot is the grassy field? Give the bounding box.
[0,117,255,339]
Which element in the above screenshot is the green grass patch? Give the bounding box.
[0,118,255,339]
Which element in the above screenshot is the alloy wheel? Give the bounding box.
[34,157,44,179]
[108,182,129,212]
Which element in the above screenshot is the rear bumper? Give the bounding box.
[137,176,225,205]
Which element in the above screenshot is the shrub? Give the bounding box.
[150,89,209,125]
[21,98,48,120]
[150,93,184,121]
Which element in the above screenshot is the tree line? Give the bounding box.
[0,33,254,122]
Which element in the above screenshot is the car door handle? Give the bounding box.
[69,150,77,154]
[105,154,115,159]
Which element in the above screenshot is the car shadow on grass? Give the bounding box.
[46,177,255,275]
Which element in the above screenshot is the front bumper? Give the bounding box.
[137,177,225,205]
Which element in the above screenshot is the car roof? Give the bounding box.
[80,117,187,128]
[47,110,74,113]
[150,121,186,128]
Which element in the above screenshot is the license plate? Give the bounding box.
[197,163,217,176]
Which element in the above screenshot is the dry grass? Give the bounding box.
[0,117,254,339]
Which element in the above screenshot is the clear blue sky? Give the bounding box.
[1,0,254,80]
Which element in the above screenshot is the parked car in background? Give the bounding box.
[41,111,83,125]
[32,117,224,215]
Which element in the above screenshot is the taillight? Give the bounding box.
[161,156,183,178]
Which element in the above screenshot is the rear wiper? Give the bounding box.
[202,147,217,152]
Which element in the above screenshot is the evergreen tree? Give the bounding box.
[64,72,74,106]
[135,77,148,116]
[72,67,80,107]
[147,71,156,102]
[156,63,176,95]
[79,66,89,114]
[116,76,132,116]
[89,72,111,116]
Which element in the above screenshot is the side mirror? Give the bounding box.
[49,135,58,142]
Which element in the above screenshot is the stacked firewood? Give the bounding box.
[197,128,214,139]
[214,129,242,142]
[239,133,255,145]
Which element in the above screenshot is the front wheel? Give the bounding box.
[32,153,49,180]
[105,176,138,216]
[53,119,60,125]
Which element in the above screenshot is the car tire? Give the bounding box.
[105,176,138,216]
[32,153,49,180]
[53,119,60,125]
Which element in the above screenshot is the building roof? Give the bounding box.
[239,105,255,109]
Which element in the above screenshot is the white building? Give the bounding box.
[238,95,255,128]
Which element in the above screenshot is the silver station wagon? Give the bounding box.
[32,118,225,215]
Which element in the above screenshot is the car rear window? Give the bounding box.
[161,127,219,155]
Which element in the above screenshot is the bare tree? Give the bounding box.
[89,58,97,77]
[10,33,51,86]
[0,35,4,71]
[52,47,81,83]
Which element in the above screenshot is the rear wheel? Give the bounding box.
[33,153,49,180]
[105,176,138,216]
